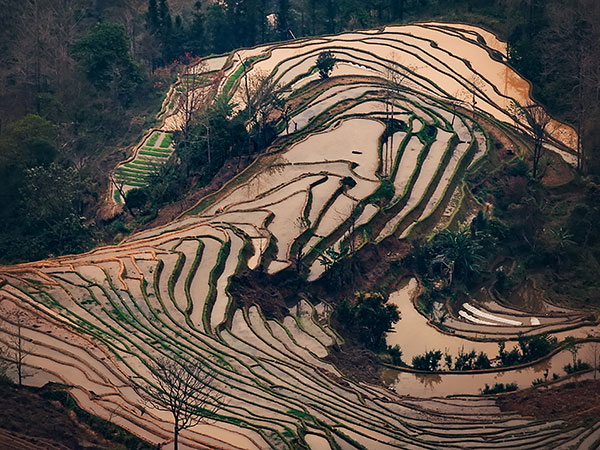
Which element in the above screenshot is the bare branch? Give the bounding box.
[137,356,223,450]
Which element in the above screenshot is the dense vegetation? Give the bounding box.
[334,291,400,351]
[0,0,598,266]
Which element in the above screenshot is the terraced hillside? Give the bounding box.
[2,22,599,450]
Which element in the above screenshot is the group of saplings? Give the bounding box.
[406,333,558,372]
[412,348,492,372]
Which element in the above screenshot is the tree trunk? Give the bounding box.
[17,322,22,386]
[174,420,179,450]
[207,124,211,167]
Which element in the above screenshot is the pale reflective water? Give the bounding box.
[385,280,600,396]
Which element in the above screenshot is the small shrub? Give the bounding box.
[507,159,530,177]
[341,176,356,188]
[388,345,404,366]
[564,359,591,374]
[481,382,518,395]
[412,350,443,371]
[532,378,544,386]
[315,51,337,79]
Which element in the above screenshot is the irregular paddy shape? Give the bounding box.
[2,22,594,450]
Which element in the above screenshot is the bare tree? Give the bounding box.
[179,60,212,143]
[510,101,554,178]
[544,0,600,173]
[565,337,581,369]
[246,69,285,144]
[141,356,223,450]
[382,58,415,178]
[292,215,309,275]
[0,309,34,386]
[585,333,600,380]
[236,54,255,160]
[465,74,485,117]
[0,346,9,381]
[109,173,136,217]
[447,88,468,127]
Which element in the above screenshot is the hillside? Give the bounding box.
[1,21,600,450]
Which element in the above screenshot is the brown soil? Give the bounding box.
[0,382,151,450]
[541,149,575,187]
[476,110,575,187]
[227,268,296,322]
[324,345,382,384]
[497,379,600,422]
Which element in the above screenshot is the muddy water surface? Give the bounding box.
[387,279,506,361]
[383,343,598,397]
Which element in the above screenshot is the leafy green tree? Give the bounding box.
[158,0,172,36]
[278,0,290,40]
[315,51,337,79]
[147,0,160,34]
[453,348,477,370]
[205,3,230,54]
[326,0,336,33]
[0,114,56,168]
[388,345,404,366]
[146,160,182,207]
[498,341,521,366]
[412,350,443,371]
[431,227,483,283]
[390,0,405,21]
[188,2,205,55]
[474,352,491,370]
[125,188,150,212]
[179,96,247,178]
[10,163,91,260]
[481,382,518,395]
[548,226,576,268]
[518,333,557,362]
[0,114,57,242]
[335,291,399,351]
[71,22,143,100]
[568,204,595,246]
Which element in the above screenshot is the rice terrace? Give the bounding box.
[1,18,600,450]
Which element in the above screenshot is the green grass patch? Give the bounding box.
[124,162,160,170]
[141,146,170,153]
[159,133,173,148]
[139,150,170,158]
[146,132,160,147]
[113,178,147,187]
[116,167,149,176]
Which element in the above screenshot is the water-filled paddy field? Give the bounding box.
[1,22,596,450]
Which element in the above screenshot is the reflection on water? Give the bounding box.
[383,343,597,397]
[415,372,442,389]
[384,280,599,397]
[386,279,512,361]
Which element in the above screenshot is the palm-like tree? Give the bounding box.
[433,227,483,283]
